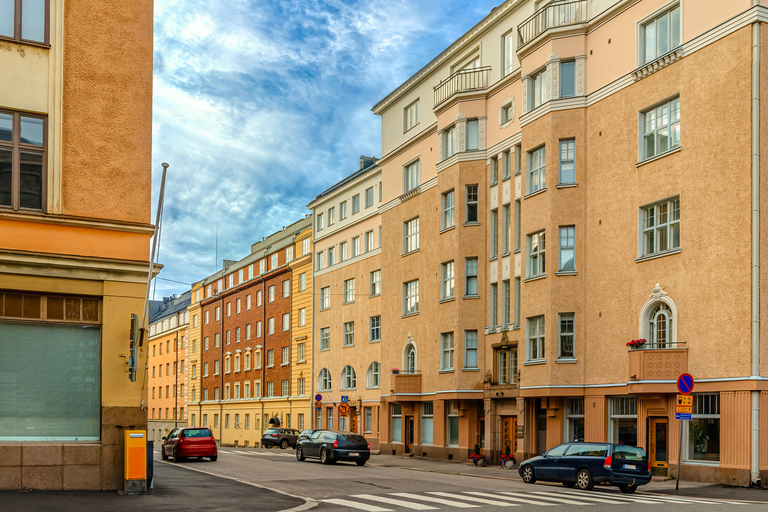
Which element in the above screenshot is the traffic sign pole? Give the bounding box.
[675,374,695,494]
[676,421,683,494]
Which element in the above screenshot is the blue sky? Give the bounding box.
[150,0,498,298]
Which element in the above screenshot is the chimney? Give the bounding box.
[360,155,376,170]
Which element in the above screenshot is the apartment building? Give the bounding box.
[196,218,312,446]
[147,293,191,441]
[309,157,383,449]
[372,0,768,485]
[0,0,153,490]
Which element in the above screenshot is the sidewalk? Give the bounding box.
[370,453,768,503]
[0,461,309,512]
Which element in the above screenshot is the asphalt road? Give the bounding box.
[155,446,767,512]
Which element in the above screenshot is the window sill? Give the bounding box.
[556,358,577,364]
[636,146,682,167]
[490,181,498,187]
[343,300,355,306]
[489,256,498,262]
[524,187,547,200]
[319,348,330,352]
[502,176,511,182]
[369,339,381,344]
[438,369,454,374]
[523,359,546,366]
[365,386,381,390]
[267,365,274,369]
[342,344,355,349]
[524,274,547,283]
[320,307,330,312]
[462,368,480,372]
[403,122,420,135]
[440,225,456,234]
[439,297,456,304]
[463,294,480,300]
[555,270,577,276]
[514,248,521,254]
[636,248,681,263]
[463,221,481,227]
[370,293,381,298]
[0,36,50,49]
[402,249,420,258]
[297,359,306,364]
[281,363,289,366]
[501,252,510,258]
[556,182,578,189]
[401,312,420,319]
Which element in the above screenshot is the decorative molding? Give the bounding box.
[548,57,559,100]
[638,282,678,344]
[0,210,155,235]
[498,96,516,129]
[312,247,381,278]
[521,74,529,115]
[632,48,683,81]
[479,117,487,150]
[575,56,586,96]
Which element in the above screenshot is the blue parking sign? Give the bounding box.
[675,412,692,421]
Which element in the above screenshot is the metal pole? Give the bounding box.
[141,162,169,333]
[676,420,683,494]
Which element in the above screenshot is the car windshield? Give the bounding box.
[264,429,279,435]
[183,429,211,438]
[613,445,646,461]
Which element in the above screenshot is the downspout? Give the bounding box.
[751,10,761,487]
[259,273,266,438]
[175,329,179,430]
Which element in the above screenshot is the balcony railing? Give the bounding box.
[630,341,687,350]
[433,66,491,108]
[518,0,588,48]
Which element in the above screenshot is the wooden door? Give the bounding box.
[502,416,517,454]
[405,416,414,452]
[649,418,668,469]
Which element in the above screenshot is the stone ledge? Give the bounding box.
[23,444,63,466]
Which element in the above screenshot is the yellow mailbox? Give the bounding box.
[124,430,147,481]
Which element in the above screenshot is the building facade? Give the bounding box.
[0,0,154,490]
[370,0,768,485]
[196,218,313,446]
[147,293,191,442]
[310,157,383,449]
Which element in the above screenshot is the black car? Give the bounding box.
[296,430,370,466]
[518,442,651,493]
[261,428,301,449]
[298,429,318,442]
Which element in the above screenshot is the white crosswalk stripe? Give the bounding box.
[554,488,749,506]
[427,491,519,507]
[351,494,439,510]
[322,498,393,511]
[389,493,480,508]
[463,491,557,506]
[496,491,592,506]
[554,489,672,504]
[527,490,630,505]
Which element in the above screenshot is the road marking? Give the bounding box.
[351,494,439,510]
[497,491,591,505]
[427,491,520,507]
[528,491,630,505]
[555,489,670,504]
[464,491,557,506]
[322,498,392,511]
[557,489,750,506]
[389,493,479,508]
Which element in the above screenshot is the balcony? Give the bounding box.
[433,66,491,108]
[517,0,588,48]
[628,343,688,382]
[391,370,422,394]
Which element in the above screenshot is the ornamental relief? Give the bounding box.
[575,56,585,96]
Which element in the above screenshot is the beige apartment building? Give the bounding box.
[371,0,768,485]
[147,293,191,442]
[310,157,383,449]
[186,282,204,431]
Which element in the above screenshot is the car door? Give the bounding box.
[536,444,569,480]
[164,428,178,456]
[307,431,323,457]
[560,443,609,481]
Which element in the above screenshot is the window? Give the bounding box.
[214,360,220,375]
[560,60,575,98]
[515,200,521,251]
[328,206,335,226]
[441,261,454,300]
[527,231,545,277]
[527,315,545,361]
[446,401,459,446]
[609,397,638,446]
[302,238,310,256]
[215,306,220,321]
[405,343,417,373]
[0,110,46,211]
[267,349,274,367]
[490,158,498,185]
[502,205,510,255]
[235,327,240,342]
[528,146,545,193]
[268,317,274,334]
[366,362,380,388]
[441,190,455,229]
[465,185,478,223]
[404,99,419,132]
[0,1,47,44]
[404,217,419,253]
[565,398,585,442]
[370,269,381,296]
[214,333,220,347]
[248,265,253,280]
[256,290,262,306]
[268,286,275,303]
[365,230,374,252]
[502,280,511,326]
[283,280,290,298]
[466,119,479,151]
[502,30,515,76]
[365,187,374,208]
[441,125,456,160]
[226,302,231,317]
[327,246,335,266]
[686,394,720,462]
[244,352,250,370]
[464,330,478,369]
[246,294,251,310]
[255,382,261,398]
[256,321,262,338]
[281,380,289,396]
[203,362,208,377]
[299,308,306,326]
[245,414,250,429]
[496,348,518,385]
[558,313,575,359]
[364,408,372,433]
[391,404,402,443]
[403,160,420,193]
[559,140,575,184]
[648,302,674,348]
[403,279,419,315]
[490,209,498,258]
[343,278,355,304]
[341,365,356,390]
[501,101,514,125]
[529,68,548,110]
[339,200,347,219]
[321,287,330,310]
[369,316,381,342]
[343,321,354,347]
[352,236,360,257]
[440,332,454,370]
[641,197,680,257]
[299,273,306,291]
[339,241,347,262]
[419,402,434,445]
[298,378,306,396]
[320,327,330,350]
[641,4,680,65]
[297,342,306,362]
[317,213,324,231]
[352,194,360,214]
[641,97,680,160]
[267,382,274,397]
[558,226,575,272]
[465,258,478,296]
[490,283,498,328]
[282,313,289,331]
[255,350,262,369]
[318,368,331,391]
[259,259,266,275]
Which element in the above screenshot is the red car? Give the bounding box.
[161,427,218,462]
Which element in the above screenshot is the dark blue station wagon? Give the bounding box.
[518,442,651,493]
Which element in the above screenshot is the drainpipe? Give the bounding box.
[750,12,761,487]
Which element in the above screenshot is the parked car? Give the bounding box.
[296,430,370,466]
[518,442,651,493]
[298,429,318,442]
[161,427,218,463]
[261,428,302,449]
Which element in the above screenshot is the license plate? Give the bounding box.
[348,452,359,456]
[623,464,636,470]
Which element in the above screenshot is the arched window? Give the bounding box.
[318,368,331,391]
[648,303,672,348]
[341,365,357,390]
[367,362,380,388]
[404,343,417,373]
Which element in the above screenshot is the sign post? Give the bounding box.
[675,373,694,494]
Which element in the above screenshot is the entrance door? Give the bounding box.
[536,399,547,455]
[649,418,668,474]
[405,416,415,452]
[502,416,517,454]
[350,408,358,433]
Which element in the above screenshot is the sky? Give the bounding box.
[150,0,500,299]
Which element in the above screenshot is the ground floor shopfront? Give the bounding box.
[314,400,381,450]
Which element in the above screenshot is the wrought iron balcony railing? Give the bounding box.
[517,0,588,48]
[433,66,491,108]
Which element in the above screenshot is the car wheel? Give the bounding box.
[576,468,594,490]
[161,447,167,460]
[281,439,289,450]
[356,460,366,466]
[296,446,305,461]
[172,448,182,463]
[320,448,332,465]
[521,465,536,484]
[209,455,217,462]
[562,481,575,488]
[619,484,637,494]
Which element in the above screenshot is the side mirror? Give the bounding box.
[161,437,166,440]
[542,451,548,457]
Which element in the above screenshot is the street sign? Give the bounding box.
[315,394,323,402]
[675,412,692,421]
[676,394,692,414]
[338,403,350,415]
[677,373,694,395]
[341,396,349,403]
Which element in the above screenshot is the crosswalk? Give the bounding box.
[319,489,753,510]
[154,448,296,459]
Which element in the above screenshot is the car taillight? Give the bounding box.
[603,456,612,469]
[366,441,370,450]
[648,461,651,472]
[332,440,339,448]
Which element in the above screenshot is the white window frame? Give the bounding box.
[320,287,330,310]
[403,279,419,316]
[527,146,545,194]
[369,315,381,342]
[404,99,420,132]
[465,257,478,296]
[440,332,454,370]
[343,321,355,347]
[640,96,680,161]
[370,269,381,296]
[640,196,680,258]
[403,159,420,193]
[404,217,419,254]
[441,261,454,300]
[320,327,330,351]
[341,365,357,390]
[527,230,546,278]
[559,139,575,184]
[558,313,575,359]
[526,315,545,361]
[559,226,575,272]
[441,189,455,229]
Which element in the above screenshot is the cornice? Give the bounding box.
[377,122,437,167]
[307,166,382,209]
[0,210,155,235]
[313,247,381,278]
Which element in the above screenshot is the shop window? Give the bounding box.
[565,398,584,442]
[686,394,720,462]
[608,396,638,446]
